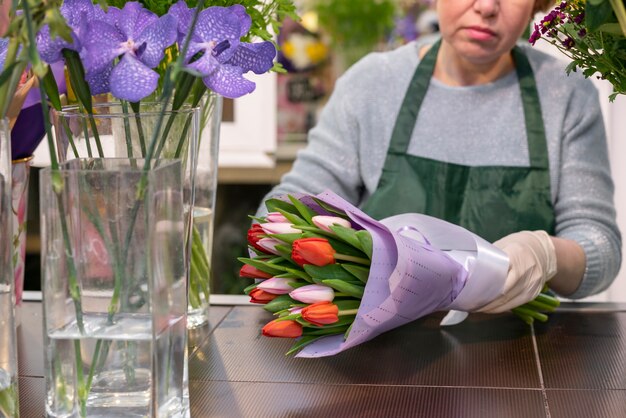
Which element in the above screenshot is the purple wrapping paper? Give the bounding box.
[295,191,508,358]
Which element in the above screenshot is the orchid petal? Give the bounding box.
[61,0,97,28]
[228,4,252,36]
[36,26,76,63]
[136,14,177,68]
[187,51,219,77]
[202,64,255,99]
[83,21,125,73]
[195,7,241,45]
[118,2,156,39]
[169,1,193,34]
[86,64,113,95]
[110,54,158,102]
[222,41,276,74]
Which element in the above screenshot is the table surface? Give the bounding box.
[16,300,626,418]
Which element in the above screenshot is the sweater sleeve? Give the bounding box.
[552,82,622,298]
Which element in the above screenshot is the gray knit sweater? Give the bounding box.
[261,39,622,299]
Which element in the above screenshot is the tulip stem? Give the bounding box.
[338,309,358,316]
[334,253,370,265]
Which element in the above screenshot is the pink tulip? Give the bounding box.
[257,238,283,255]
[266,212,289,223]
[289,284,335,304]
[260,222,300,235]
[257,277,295,294]
[312,215,352,232]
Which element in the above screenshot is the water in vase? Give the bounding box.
[187,207,214,329]
[45,312,186,418]
[0,288,18,418]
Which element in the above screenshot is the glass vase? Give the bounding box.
[187,95,222,329]
[0,119,19,417]
[40,158,189,417]
[11,155,33,308]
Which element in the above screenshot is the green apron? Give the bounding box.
[362,40,555,243]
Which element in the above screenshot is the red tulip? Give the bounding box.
[239,264,273,279]
[292,238,336,267]
[301,301,339,326]
[249,288,279,304]
[247,223,268,253]
[262,319,303,338]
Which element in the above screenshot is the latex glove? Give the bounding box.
[478,230,557,314]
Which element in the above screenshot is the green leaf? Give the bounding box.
[322,279,364,299]
[311,197,351,220]
[0,60,19,89]
[237,257,286,275]
[356,230,373,259]
[285,335,327,356]
[264,294,298,313]
[586,0,615,32]
[42,66,62,111]
[62,49,93,111]
[342,264,370,283]
[285,267,313,282]
[274,244,299,266]
[172,71,196,110]
[299,229,368,258]
[303,264,357,282]
[288,195,317,224]
[276,208,307,226]
[597,22,625,35]
[334,299,361,311]
[329,224,362,251]
[265,198,299,215]
[243,283,257,295]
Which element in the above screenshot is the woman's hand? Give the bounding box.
[479,231,558,313]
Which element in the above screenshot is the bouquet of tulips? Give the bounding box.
[240,191,560,357]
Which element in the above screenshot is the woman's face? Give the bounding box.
[436,0,535,66]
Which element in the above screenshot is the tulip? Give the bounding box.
[266,212,289,223]
[292,238,336,267]
[312,215,352,233]
[262,319,303,338]
[240,264,273,279]
[260,222,300,235]
[247,223,267,253]
[257,237,283,255]
[257,277,295,295]
[290,284,335,304]
[301,301,339,326]
[249,288,279,304]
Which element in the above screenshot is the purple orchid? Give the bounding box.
[83,2,176,102]
[36,0,103,63]
[169,2,276,99]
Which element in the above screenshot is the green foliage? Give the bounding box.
[312,0,397,66]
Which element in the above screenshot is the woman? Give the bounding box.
[261,0,621,311]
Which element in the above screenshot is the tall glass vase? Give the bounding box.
[40,158,189,417]
[0,119,19,417]
[187,94,222,329]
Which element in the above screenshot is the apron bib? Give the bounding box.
[362,40,555,242]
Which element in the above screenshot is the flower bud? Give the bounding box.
[239,264,273,279]
[262,319,303,338]
[247,223,267,253]
[266,212,289,223]
[292,238,336,267]
[257,238,283,255]
[257,277,295,295]
[260,222,300,235]
[301,301,339,326]
[249,287,279,304]
[289,284,335,304]
[312,215,352,233]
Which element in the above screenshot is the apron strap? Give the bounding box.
[512,46,549,169]
[387,40,441,155]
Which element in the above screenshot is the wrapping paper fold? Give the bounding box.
[295,191,509,358]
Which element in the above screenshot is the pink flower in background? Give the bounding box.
[289,284,335,304]
[312,215,351,232]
